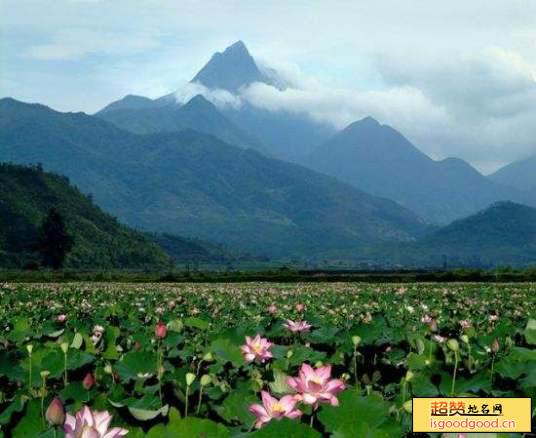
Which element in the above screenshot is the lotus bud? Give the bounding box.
[341,373,351,382]
[60,342,69,354]
[104,363,113,375]
[46,397,65,426]
[447,339,459,352]
[200,374,212,386]
[202,352,214,362]
[405,370,414,382]
[155,322,167,339]
[352,336,361,347]
[491,338,500,354]
[83,372,95,390]
[461,334,469,344]
[186,373,196,386]
[26,344,33,355]
[286,350,293,359]
[403,400,413,413]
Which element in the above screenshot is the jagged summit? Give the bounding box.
[191,40,275,92]
[224,40,249,55]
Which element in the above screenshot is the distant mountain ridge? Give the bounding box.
[98,94,168,114]
[386,201,536,268]
[97,94,265,151]
[1,97,429,260]
[489,155,536,192]
[305,116,526,224]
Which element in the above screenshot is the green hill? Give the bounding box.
[0,163,172,269]
[0,98,430,260]
[149,233,233,264]
[383,202,536,268]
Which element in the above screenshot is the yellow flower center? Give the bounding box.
[272,402,285,413]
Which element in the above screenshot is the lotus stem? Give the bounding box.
[185,386,190,417]
[63,352,68,387]
[196,386,204,415]
[451,352,458,396]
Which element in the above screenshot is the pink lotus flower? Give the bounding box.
[295,303,305,312]
[64,406,128,438]
[83,372,95,390]
[396,287,407,296]
[241,334,273,363]
[287,363,345,406]
[283,319,312,333]
[421,315,438,331]
[249,390,302,429]
[155,322,167,339]
[46,397,65,426]
[56,314,67,323]
[459,319,472,329]
[421,315,433,324]
[267,303,277,314]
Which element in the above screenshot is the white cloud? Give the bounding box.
[26,28,161,60]
[4,0,536,171]
[174,82,242,109]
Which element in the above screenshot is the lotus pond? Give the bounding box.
[0,282,535,437]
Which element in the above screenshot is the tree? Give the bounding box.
[38,208,73,269]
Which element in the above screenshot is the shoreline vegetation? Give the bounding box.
[2,267,536,283]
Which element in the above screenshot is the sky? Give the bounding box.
[1,0,536,173]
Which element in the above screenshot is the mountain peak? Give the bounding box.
[185,94,211,106]
[191,41,271,92]
[224,40,249,55]
[96,94,166,114]
[344,116,381,132]
[182,94,216,112]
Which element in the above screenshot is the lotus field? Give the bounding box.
[1,282,535,437]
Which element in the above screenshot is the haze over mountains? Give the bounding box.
[305,117,527,224]
[387,202,536,267]
[489,155,536,193]
[98,40,335,162]
[2,39,536,267]
[0,97,429,261]
[97,40,534,225]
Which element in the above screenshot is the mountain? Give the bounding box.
[96,41,335,161]
[221,103,335,162]
[489,155,536,192]
[305,117,523,224]
[96,94,264,151]
[0,97,430,260]
[0,163,172,269]
[150,233,233,264]
[191,40,278,92]
[387,202,536,268]
[98,94,168,114]
[189,40,335,161]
